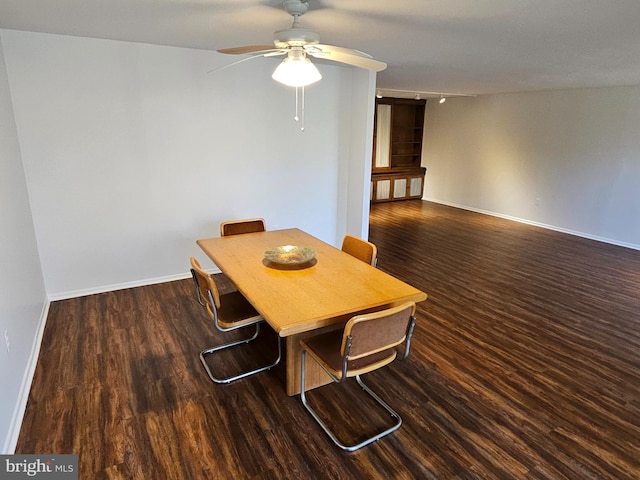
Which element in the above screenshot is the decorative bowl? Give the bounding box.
[263,245,316,265]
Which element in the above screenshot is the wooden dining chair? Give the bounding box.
[341,234,378,266]
[190,257,281,384]
[299,301,417,451]
[220,218,266,237]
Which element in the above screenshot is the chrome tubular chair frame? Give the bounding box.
[190,266,282,384]
[300,348,403,452]
[300,307,417,451]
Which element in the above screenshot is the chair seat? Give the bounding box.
[190,255,280,384]
[217,291,262,329]
[301,330,397,379]
[299,302,416,451]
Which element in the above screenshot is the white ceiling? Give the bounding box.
[2,0,640,97]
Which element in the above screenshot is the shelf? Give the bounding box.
[372,97,426,202]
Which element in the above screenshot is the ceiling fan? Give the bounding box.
[216,0,387,88]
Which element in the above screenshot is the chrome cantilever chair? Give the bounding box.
[217,217,266,291]
[299,301,417,451]
[341,234,378,266]
[220,218,266,237]
[190,257,281,384]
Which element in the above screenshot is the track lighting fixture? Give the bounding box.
[374,89,475,101]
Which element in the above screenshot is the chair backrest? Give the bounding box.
[342,302,416,360]
[220,218,266,237]
[341,234,378,266]
[190,257,221,316]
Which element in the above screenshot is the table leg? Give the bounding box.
[285,323,344,396]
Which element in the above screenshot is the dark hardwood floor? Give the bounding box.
[16,201,640,479]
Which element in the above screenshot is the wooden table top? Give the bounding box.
[197,228,427,336]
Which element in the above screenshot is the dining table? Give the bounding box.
[197,228,428,395]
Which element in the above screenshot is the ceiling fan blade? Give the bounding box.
[208,51,283,74]
[218,45,279,55]
[208,54,263,74]
[306,45,387,72]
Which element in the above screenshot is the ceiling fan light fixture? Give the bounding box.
[272,49,321,87]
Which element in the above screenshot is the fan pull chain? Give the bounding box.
[294,86,305,131]
[301,86,305,131]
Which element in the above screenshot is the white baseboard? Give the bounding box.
[3,299,50,454]
[424,198,640,251]
[47,269,221,302]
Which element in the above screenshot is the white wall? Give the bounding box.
[336,68,377,240]
[2,30,375,298]
[0,35,48,453]
[423,86,640,249]
[0,30,375,450]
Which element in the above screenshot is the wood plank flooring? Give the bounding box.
[16,200,640,479]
